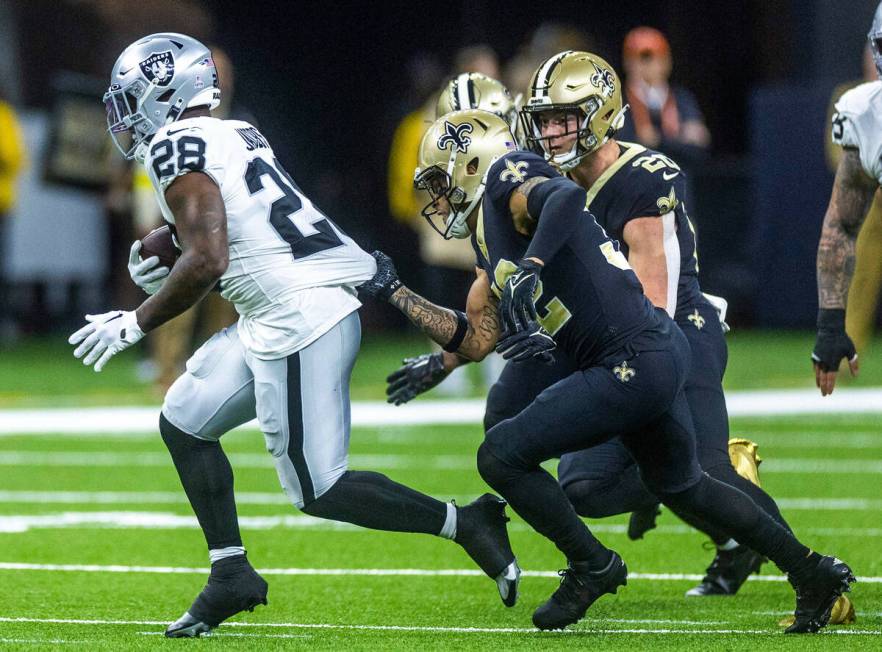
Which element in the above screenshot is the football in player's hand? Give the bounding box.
[140,225,181,269]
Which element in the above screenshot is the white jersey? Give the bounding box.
[144,116,376,359]
[832,81,882,185]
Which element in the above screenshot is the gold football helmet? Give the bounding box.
[436,73,520,136]
[520,50,628,171]
[415,109,517,239]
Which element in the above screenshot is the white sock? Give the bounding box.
[718,539,739,552]
[209,546,246,564]
[439,502,457,540]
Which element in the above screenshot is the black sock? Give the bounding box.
[660,474,809,574]
[159,413,242,549]
[478,443,612,568]
[301,470,447,535]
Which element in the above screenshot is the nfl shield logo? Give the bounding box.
[139,51,175,87]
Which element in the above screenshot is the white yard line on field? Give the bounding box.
[1,450,882,474]
[1,562,882,585]
[0,387,881,435]
[0,510,880,538]
[0,616,879,636]
[0,490,877,512]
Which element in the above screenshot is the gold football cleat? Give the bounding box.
[728,438,762,487]
[778,594,856,627]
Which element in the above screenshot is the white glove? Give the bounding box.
[69,310,145,372]
[128,241,169,295]
[702,292,730,334]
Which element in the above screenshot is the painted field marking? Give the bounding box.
[0,616,879,637]
[0,491,878,512]
[0,511,881,538]
[0,562,880,585]
[1,450,882,474]
[0,387,881,435]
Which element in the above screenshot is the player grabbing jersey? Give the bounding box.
[70,33,518,638]
[362,109,854,633]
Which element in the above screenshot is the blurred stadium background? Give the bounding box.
[1,0,882,647]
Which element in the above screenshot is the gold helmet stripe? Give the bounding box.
[532,50,571,98]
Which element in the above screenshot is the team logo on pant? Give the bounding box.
[613,361,636,382]
[688,309,705,330]
[139,51,175,87]
[437,121,473,154]
[500,159,528,183]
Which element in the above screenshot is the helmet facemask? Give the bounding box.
[104,80,155,160]
[414,152,485,240]
[520,100,604,171]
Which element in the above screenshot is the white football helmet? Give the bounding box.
[104,33,221,161]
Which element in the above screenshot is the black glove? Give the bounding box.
[495,324,555,364]
[360,251,402,301]
[386,352,448,405]
[499,258,542,334]
[812,308,856,371]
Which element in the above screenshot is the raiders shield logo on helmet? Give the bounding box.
[139,51,175,87]
[437,121,473,154]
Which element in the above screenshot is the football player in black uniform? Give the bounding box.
[512,50,795,597]
[388,52,792,601]
[362,109,853,633]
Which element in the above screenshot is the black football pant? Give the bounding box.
[477,321,810,573]
[485,299,790,543]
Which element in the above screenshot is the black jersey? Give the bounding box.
[577,141,704,319]
[474,151,660,369]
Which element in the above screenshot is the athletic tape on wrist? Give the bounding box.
[443,310,469,352]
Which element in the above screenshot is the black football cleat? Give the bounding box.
[785,555,856,634]
[685,544,765,596]
[165,555,268,638]
[454,493,521,607]
[627,503,661,541]
[532,552,627,631]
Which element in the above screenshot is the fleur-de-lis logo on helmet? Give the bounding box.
[437,121,473,154]
[590,61,615,99]
[613,361,636,383]
[687,309,705,330]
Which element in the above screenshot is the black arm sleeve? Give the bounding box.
[524,177,589,265]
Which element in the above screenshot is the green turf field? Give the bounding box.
[1,330,881,406]
[0,411,879,649]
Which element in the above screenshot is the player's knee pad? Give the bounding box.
[655,473,709,514]
[561,480,605,519]
[300,470,349,514]
[476,440,520,489]
[159,412,209,451]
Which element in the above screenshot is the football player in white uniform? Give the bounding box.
[813,2,882,395]
[70,33,519,637]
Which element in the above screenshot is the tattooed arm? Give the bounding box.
[813,147,877,395]
[388,268,500,361]
[817,148,877,309]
